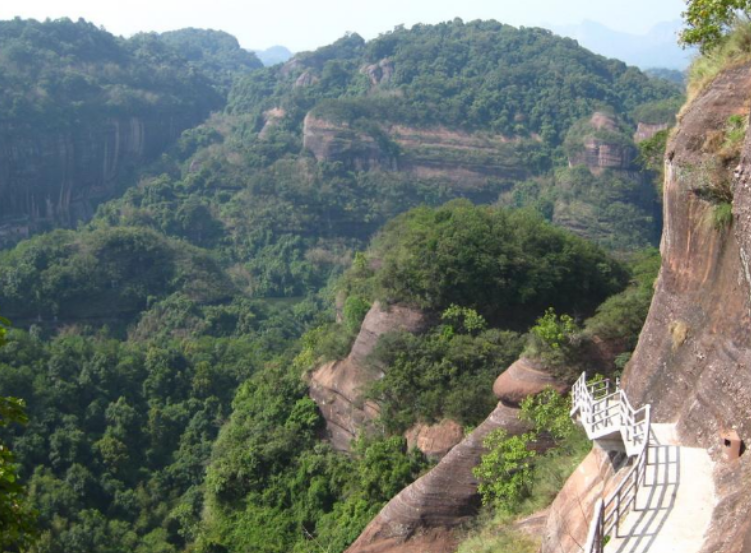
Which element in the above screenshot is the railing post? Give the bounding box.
[615,488,621,538]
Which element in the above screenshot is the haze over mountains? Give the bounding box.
[552,19,694,69]
[249,20,692,71]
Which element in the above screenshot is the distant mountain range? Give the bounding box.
[550,19,695,70]
[253,45,293,66]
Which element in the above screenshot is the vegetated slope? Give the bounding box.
[542,35,751,553]
[0,17,680,553]
[157,28,263,94]
[197,202,633,553]
[0,18,242,245]
[222,19,681,251]
[83,19,683,316]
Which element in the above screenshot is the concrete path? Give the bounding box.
[606,424,715,553]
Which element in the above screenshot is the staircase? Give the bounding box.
[570,373,651,457]
[570,373,652,553]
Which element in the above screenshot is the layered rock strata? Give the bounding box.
[346,358,566,553]
[302,114,537,185]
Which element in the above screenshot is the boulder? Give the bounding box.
[404,420,464,460]
[493,357,568,406]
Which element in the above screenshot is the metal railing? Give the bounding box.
[572,373,652,553]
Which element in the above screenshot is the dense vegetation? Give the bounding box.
[681,0,751,51]
[157,29,263,94]
[0,18,224,130]
[231,20,679,141]
[0,16,678,553]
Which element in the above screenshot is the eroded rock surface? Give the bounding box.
[308,302,426,451]
[634,121,669,143]
[568,112,637,174]
[542,61,751,553]
[404,420,464,460]
[346,402,530,553]
[346,358,567,553]
[302,114,536,185]
[493,357,568,406]
[0,115,201,246]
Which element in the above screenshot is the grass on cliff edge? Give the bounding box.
[688,21,751,101]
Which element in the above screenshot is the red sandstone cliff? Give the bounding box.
[345,357,566,553]
[542,61,751,553]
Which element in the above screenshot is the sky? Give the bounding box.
[0,0,687,52]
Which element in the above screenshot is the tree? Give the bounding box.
[681,0,751,52]
[0,313,37,549]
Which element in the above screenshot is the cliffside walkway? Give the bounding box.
[570,374,714,553]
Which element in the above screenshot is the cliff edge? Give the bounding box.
[543,61,751,553]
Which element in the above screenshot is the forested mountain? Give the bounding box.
[158,29,263,94]
[0,16,681,553]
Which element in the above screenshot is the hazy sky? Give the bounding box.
[0,0,687,52]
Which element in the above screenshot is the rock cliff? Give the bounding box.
[346,358,565,553]
[634,121,669,143]
[0,114,203,246]
[308,301,427,451]
[567,112,637,174]
[543,61,751,553]
[302,114,537,186]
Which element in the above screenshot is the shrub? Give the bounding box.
[474,430,537,512]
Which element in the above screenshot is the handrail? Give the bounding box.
[572,373,652,553]
[584,499,605,553]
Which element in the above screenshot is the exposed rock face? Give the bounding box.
[346,402,531,553]
[360,59,394,86]
[258,107,286,139]
[634,121,669,143]
[405,420,464,460]
[542,448,627,553]
[295,70,319,88]
[542,62,751,553]
[493,357,568,406]
[303,114,396,172]
[308,302,426,451]
[0,115,201,246]
[568,112,636,174]
[302,115,536,185]
[347,359,566,553]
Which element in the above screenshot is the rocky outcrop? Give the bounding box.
[634,121,669,143]
[346,402,531,553]
[405,420,464,460]
[347,358,566,553]
[543,62,751,553]
[295,70,319,88]
[303,114,396,172]
[542,448,628,553]
[258,107,286,139]
[0,114,202,246]
[308,302,426,451]
[493,357,568,406]
[302,115,537,185]
[360,59,394,86]
[568,112,637,174]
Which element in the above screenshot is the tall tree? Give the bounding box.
[681,0,751,51]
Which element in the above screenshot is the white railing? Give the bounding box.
[570,373,650,456]
[572,372,652,553]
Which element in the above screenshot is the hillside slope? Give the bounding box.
[0,19,254,247]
